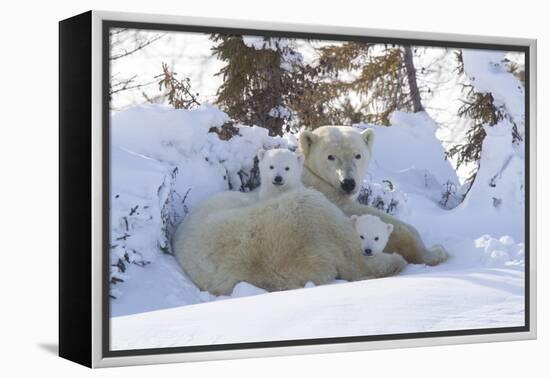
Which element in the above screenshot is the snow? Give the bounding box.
[112,265,524,350]
[474,235,524,267]
[242,36,290,51]
[356,111,461,213]
[108,48,526,350]
[448,49,526,241]
[414,47,525,183]
[109,146,177,299]
[414,47,477,181]
[109,103,294,308]
[111,104,230,163]
[462,49,525,125]
[269,105,293,120]
[242,36,303,71]
[230,282,268,298]
[362,111,459,186]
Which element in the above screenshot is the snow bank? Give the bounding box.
[111,265,524,350]
[111,103,294,192]
[110,147,177,298]
[373,111,458,185]
[449,50,526,241]
[110,104,296,309]
[458,121,524,211]
[474,235,524,267]
[462,49,525,125]
[356,111,460,212]
[112,104,230,163]
[356,181,408,215]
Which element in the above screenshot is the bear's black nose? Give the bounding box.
[364,248,373,256]
[340,178,356,193]
[274,175,283,183]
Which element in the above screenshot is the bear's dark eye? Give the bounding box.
[360,235,364,240]
[269,165,274,170]
[328,155,335,161]
[374,237,379,241]
[285,167,290,171]
[355,154,361,159]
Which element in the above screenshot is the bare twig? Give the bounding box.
[109,75,157,96]
[157,63,201,109]
[110,33,164,61]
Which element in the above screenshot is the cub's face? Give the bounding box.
[299,126,374,196]
[258,149,303,191]
[351,214,393,256]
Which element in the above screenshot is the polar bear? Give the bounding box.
[351,214,393,257]
[300,126,448,265]
[173,188,407,295]
[257,148,303,201]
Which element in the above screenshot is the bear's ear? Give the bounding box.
[299,131,318,157]
[350,215,358,225]
[257,148,266,160]
[386,223,394,235]
[361,129,375,151]
[296,153,304,164]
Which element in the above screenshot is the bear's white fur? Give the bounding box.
[351,214,393,257]
[300,126,449,265]
[173,188,407,295]
[257,148,303,201]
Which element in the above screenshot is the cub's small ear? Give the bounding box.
[387,223,394,235]
[361,129,375,151]
[350,215,359,225]
[299,130,318,158]
[296,153,304,164]
[257,148,266,160]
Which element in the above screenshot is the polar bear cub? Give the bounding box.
[351,214,394,257]
[258,148,304,201]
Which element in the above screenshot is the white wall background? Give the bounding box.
[0,0,546,376]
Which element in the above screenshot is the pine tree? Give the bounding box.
[284,63,339,129]
[317,42,426,125]
[211,35,299,136]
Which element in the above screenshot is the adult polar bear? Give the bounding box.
[173,126,446,295]
[300,126,449,265]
